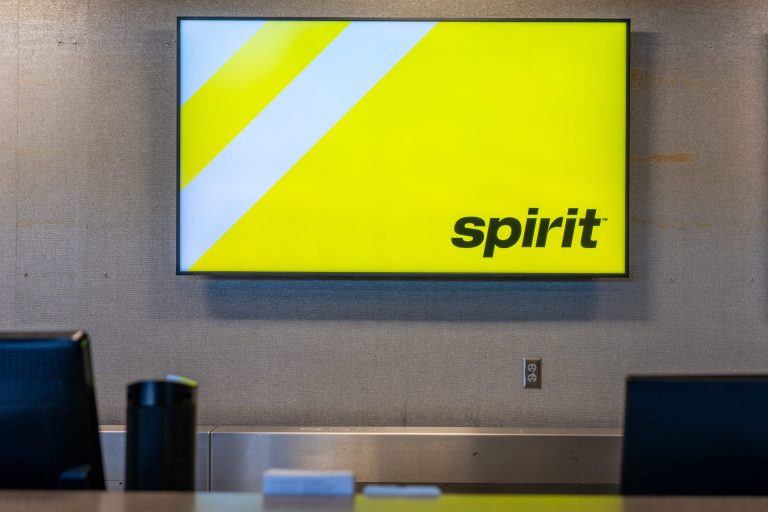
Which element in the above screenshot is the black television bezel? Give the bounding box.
[176,17,630,281]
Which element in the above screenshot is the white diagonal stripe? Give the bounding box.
[179,19,265,106]
[180,21,436,271]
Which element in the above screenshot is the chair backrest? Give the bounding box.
[621,375,768,495]
[0,331,105,489]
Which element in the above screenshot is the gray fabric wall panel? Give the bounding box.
[2,0,768,427]
[16,2,91,327]
[0,1,17,326]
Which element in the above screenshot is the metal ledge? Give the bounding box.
[98,426,622,493]
[209,427,622,493]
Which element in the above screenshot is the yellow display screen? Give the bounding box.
[177,19,628,278]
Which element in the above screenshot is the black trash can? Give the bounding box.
[125,378,197,491]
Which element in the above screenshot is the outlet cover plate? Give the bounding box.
[523,358,542,389]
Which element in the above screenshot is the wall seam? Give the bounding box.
[207,426,217,492]
[14,0,20,325]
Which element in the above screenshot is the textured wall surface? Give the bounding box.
[2,0,768,427]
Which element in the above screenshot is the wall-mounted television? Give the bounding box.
[177,18,628,278]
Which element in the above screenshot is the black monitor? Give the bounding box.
[0,330,105,489]
[622,375,768,495]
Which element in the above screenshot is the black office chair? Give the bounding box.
[0,331,105,489]
[621,375,768,495]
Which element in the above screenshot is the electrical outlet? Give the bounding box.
[523,358,542,389]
